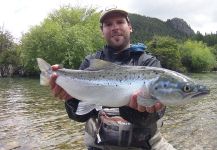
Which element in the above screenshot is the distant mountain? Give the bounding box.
[129,13,195,42]
[166,18,195,36]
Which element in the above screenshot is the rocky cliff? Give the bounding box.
[166,18,195,36]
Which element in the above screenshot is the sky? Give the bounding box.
[0,0,217,41]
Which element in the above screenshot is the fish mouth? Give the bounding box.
[191,89,210,98]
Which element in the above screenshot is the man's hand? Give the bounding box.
[49,65,73,101]
[128,90,165,113]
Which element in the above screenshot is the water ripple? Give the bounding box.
[1,73,217,150]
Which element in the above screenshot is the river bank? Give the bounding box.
[0,64,25,77]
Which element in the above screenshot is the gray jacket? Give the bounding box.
[65,44,165,149]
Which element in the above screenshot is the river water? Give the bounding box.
[0,73,217,150]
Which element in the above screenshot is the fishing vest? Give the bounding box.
[84,43,163,149]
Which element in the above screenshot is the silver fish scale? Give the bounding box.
[37,58,210,108]
[56,67,163,84]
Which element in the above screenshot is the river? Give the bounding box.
[0,73,217,150]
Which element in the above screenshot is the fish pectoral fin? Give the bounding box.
[137,95,157,107]
[86,59,121,71]
[76,101,102,115]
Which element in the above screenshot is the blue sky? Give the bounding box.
[1,0,216,41]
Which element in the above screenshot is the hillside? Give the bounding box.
[129,13,195,42]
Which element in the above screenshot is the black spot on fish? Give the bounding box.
[153,72,159,76]
[164,84,167,88]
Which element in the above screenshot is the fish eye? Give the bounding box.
[183,84,191,92]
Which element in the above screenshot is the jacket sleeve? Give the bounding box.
[138,52,161,67]
[119,106,165,127]
[119,52,166,126]
[64,54,98,122]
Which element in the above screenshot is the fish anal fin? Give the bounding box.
[76,101,102,115]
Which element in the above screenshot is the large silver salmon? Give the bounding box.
[37,58,209,111]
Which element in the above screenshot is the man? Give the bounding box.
[50,8,176,150]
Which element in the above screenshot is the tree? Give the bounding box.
[20,6,104,74]
[0,27,22,76]
[193,31,217,47]
[0,26,14,53]
[210,44,217,70]
[0,27,20,65]
[180,40,216,72]
[147,36,184,71]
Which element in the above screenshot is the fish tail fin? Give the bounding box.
[36,58,52,86]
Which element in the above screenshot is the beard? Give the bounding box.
[107,34,131,51]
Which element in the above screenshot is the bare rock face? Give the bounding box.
[166,18,195,36]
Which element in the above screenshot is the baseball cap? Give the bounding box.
[100,7,129,23]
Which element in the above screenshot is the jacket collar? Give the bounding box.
[102,45,130,63]
[102,43,146,63]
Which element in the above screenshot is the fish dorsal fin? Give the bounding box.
[86,59,121,71]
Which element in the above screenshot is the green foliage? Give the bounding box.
[0,27,21,66]
[0,27,14,53]
[0,48,21,65]
[193,31,217,46]
[5,6,216,75]
[180,40,216,72]
[20,6,104,73]
[129,14,192,43]
[147,36,184,71]
[210,44,217,59]
[21,19,68,72]
[210,44,217,70]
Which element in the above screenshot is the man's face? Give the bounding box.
[101,14,132,51]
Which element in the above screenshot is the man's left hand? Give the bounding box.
[128,90,165,113]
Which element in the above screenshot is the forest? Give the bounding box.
[0,6,217,77]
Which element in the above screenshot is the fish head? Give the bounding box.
[149,76,210,105]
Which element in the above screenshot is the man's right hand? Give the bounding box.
[49,65,73,101]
